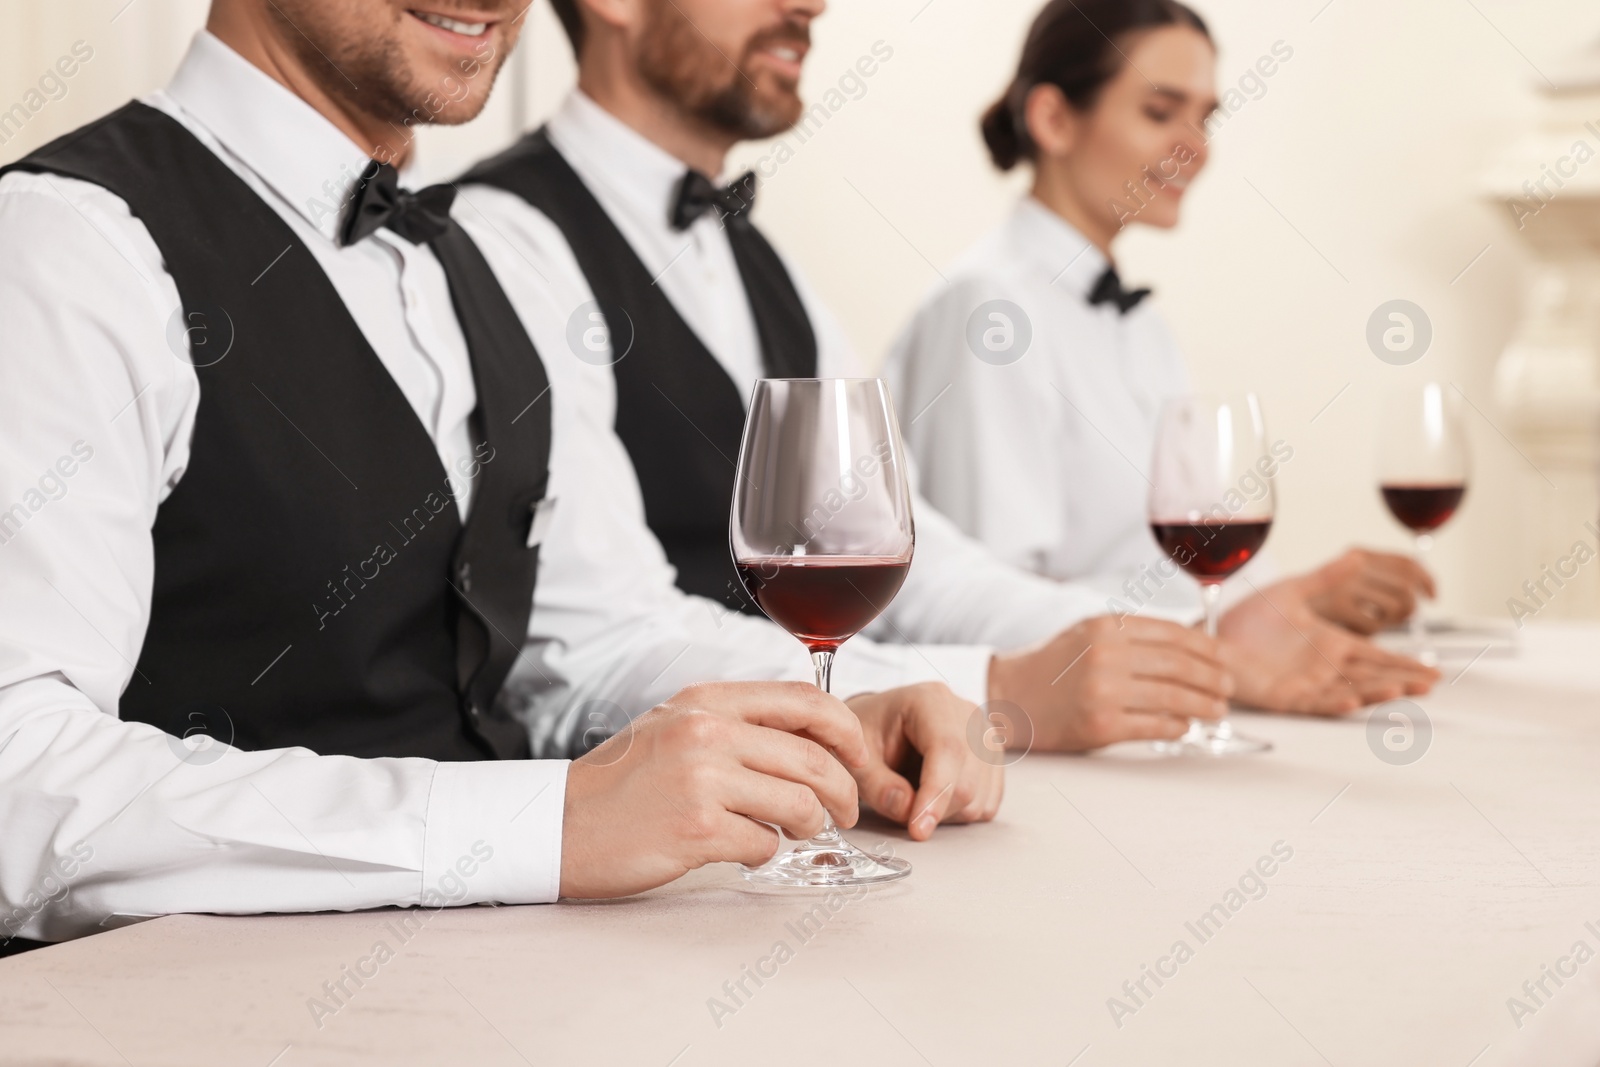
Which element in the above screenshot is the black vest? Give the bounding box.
[462,130,817,614]
[3,103,552,760]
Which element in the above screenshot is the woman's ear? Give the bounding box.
[1023,83,1079,160]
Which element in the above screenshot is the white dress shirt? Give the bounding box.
[0,32,566,943]
[457,196,983,752]
[885,198,1266,613]
[460,92,1116,750]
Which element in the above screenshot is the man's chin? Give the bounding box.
[741,93,805,139]
[422,94,494,127]
[385,71,497,127]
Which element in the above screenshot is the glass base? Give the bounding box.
[1150,718,1272,758]
[740,828,911,888]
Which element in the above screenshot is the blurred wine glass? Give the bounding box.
[1148,393,1276,757]
[1377,380,1469,666]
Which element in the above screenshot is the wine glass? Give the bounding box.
[730,378,915,887]
[1377,380,1469,666]
[1147,393,1276,757]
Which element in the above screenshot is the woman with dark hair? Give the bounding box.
[887,0,1439,705]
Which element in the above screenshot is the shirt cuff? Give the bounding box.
[422,759,570,906]
[830,643,994,708]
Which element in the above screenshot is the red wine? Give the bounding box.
[735,557,911,653]
[1381,483,1465,533]
[1150,520,1272,582]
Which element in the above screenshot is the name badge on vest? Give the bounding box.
[527,496,558,548]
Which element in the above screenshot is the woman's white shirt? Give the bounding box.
[887,198,1263,613]
[890,199,1186,569]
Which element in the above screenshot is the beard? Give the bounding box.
[637,1,808,140]
[264,1,521,132]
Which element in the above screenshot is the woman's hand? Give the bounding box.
[1219,581,1440,714]
[1297,548,1435,635]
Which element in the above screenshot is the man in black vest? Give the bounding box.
[0,0,950,947]
[459,0,1437,778]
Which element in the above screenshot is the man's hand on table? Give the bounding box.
[1297,547,1435,635]
[846,682,1003,840]
[988,616,1233,752]
[1218,579,1441,715]
[559,681,867,898]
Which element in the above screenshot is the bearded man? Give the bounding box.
[0,0,957,947]
[456,0,1437,778]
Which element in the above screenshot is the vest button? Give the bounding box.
[457,561,472,592]
[466,703,483,721]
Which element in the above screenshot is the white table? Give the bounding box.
[3,623,1598,1066]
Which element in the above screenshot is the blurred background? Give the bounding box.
[5,0,1600,623]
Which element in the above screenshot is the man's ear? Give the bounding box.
[1023,83,1079,159]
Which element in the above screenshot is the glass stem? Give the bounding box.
[1177,582,1227,744]
[808,649,843,845]
[811,649,834,695]
[1201,581,1223,640]
[1412,533,1436,665]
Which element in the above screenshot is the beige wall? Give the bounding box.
[5,0,1598,621]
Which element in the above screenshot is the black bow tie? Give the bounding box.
[671,169,758,231]
[1088,266,1152,315]
[340,162,457,246]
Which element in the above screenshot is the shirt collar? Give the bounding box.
[546,89,711,233]
[1012,197,1111,302]
[163,30,382,244]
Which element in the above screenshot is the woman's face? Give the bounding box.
[1035,25,1218,236]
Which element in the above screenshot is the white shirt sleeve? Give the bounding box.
[457,186,995,746]
[0,173,566,944]
[885,265,1254,623]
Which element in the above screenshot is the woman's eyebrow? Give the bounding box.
[1149,85,1221,112]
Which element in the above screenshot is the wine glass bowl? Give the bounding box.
[733,557,911,655]
[1147,393,1277,757]
[730,378,915,887]
[1380,485,1465,534]
[1377,381,1469,665]
[1150,519,1273,581]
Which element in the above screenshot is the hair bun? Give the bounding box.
[980,0,1211,173]
[981,90,1023,171]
